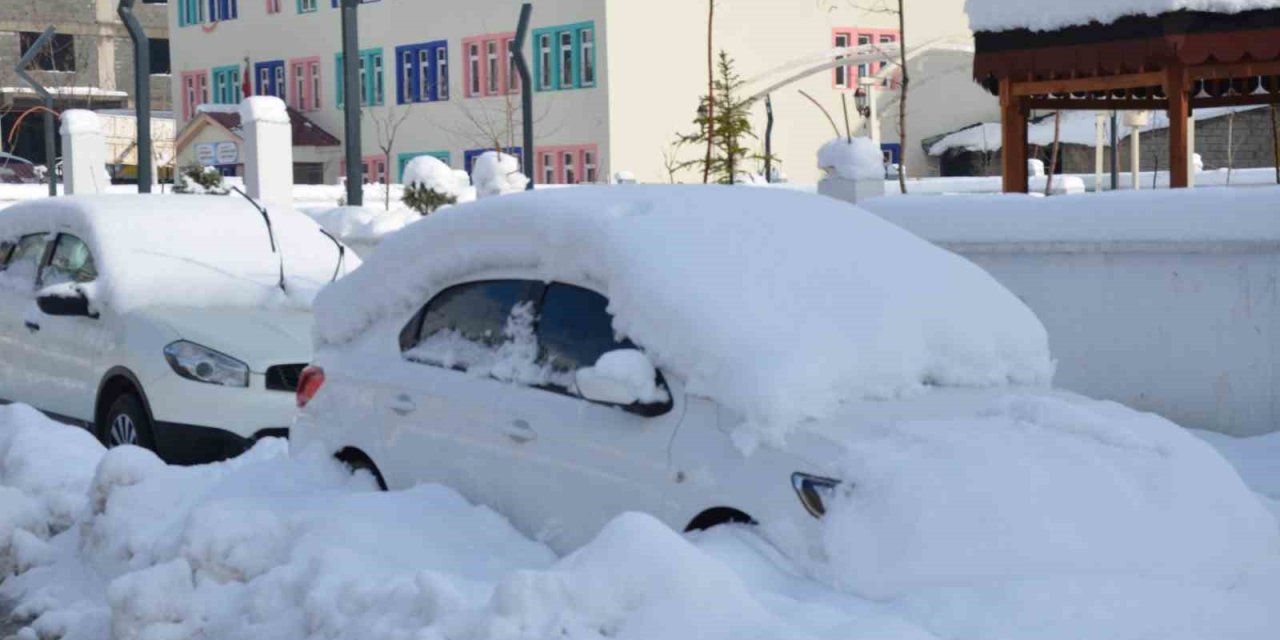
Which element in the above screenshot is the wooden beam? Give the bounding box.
[1011,71,1167,97]
[1001,78,1029,194]
[1188,60,1280,81]
[1167,66,1190,189]
[1025,98,1167,111]
[1191,94,1280,109]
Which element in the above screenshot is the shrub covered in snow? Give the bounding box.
[470,151,528,198]
[401,155,466,215]
[172,165,230,196]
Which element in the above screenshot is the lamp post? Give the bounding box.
[340,0,362,206]
[856,77,880,148]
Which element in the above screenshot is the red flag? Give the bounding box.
[242,57,252,99]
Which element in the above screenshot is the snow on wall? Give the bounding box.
[863,187,1280,437]
[315,186,1054,443]
[966,0,1280,33]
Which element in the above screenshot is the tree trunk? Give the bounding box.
[896,0,909,194]
[385,151,392,210]
[1044,110,1062,196]
[703,0,716,184]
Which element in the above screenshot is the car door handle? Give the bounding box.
[389,394,416,416]
[504,419,538,444]
[23,321,39,333]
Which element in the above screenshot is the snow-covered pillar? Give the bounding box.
[240,96,293,208]
[60,109,107,196]
[817,138,886,205]
[1124,111,1150,191]
[1094,112,1106,193]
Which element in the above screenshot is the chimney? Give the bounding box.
[239,96,293,208]
[60,110,107,196]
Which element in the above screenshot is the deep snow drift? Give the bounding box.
[314,186,1054,444]
[1,404,1277,640]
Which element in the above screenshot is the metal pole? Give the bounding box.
[341,0,363,206]
[13,27,57,196]
[512,3,535,189]
[764,95,774,183]
[118,0,152,193]
[1109,111,1119,190]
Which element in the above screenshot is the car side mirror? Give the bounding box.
[37,284,96,318]
[575,349,672,416]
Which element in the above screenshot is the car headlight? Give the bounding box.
[791,472,842,519]
[163,340,250,388]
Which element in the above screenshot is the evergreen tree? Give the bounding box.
[401,183,458,216]
[675,51,777,184]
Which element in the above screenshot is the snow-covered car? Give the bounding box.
[292,185,1070,555]
[0,194,357,464]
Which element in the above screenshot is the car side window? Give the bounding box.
[1,233,49,282]
[536,283,635,375]
[401,280,565,386]
[40,234,97,286]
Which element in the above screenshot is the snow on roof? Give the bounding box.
[315,186,1053,441]
[0,86,129,98]
[0,195,357,312]
[966,0,1280,33]
[928,105,1268,156]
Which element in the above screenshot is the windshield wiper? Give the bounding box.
[317,227,345,282]
[230,186,286,293]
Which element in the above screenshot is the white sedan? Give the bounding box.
[291,185,1074,556]
[0,194,356,464]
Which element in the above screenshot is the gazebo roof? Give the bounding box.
[973,8,1280,95]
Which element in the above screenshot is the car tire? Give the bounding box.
[102,393,157,452]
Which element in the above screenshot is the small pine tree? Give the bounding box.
[675,51,777,184]
[173,165,229,195]
[401,183,457,216]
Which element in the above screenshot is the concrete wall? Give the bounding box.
[1118,108,1279,173]
[865,189,1280,437]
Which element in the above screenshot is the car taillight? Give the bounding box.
[296,366,325,408]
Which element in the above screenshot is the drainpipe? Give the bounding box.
[512,3,535,189]
[117,1,152,193]
[341,0,363,206]
[13,27,57,197]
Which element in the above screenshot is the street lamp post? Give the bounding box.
[856,77,880,148]
[340,0,363,206]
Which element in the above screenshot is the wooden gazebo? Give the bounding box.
[974,8,1280,192]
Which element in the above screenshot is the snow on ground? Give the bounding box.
[966,0,1280,33]
[1194,430,1280,517]
[0,403,1277,640]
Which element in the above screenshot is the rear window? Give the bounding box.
[400,280,545,371]
[1,233,49,281]
[536,283,634,373]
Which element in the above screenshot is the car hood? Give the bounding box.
[141,307,315,372]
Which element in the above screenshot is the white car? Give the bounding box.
[293,186,1059,556]
[0,194,356,464]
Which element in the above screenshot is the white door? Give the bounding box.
[28,233,110,422]
[0,232,51,408]
[492,283,684,551]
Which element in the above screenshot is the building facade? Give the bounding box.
[169,0,992,185]
[1,0,171,165]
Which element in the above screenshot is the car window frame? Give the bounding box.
[37,232,98,287]
[0,232,51,283]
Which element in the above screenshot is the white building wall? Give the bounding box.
[171,0,992,185]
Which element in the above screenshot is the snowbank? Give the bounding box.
[470,151,528,198]
[315,186,1054,442]
[966,0,1280,32]
[821,393,1279,598]
[0,195,357,312]
[1,404,1277,640]
[302,205,419,258]
[818,138,884,181]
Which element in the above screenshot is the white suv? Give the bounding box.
[0,194,356,464]
[292,186,1068,556]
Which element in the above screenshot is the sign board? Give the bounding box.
[195,141,239,167]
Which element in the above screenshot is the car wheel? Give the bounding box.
[102,394,157,451]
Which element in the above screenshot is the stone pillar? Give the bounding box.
[239,96,293,208]
[60,110,107,196]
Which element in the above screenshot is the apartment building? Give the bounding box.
[1,0,170,166]
[169,0,993,184]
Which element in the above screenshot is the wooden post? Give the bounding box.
[1000,78,1029,193]
[1167,65,1190,188]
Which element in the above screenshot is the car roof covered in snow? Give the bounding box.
[0,195,356,312]
[314,186,1053,441]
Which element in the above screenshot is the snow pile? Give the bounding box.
[820,392,1279,598]
[818,137,884,181]
[403,155,470,202]
[315,186,1053,443]
[238,96,290,124]
[966,0,1280,32]
[470,151,529,198]
[303,205,419,257]
[0,195,357,312]
[59,110,101,136]
[575,349,670,405]
[1194,430,1280,501]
